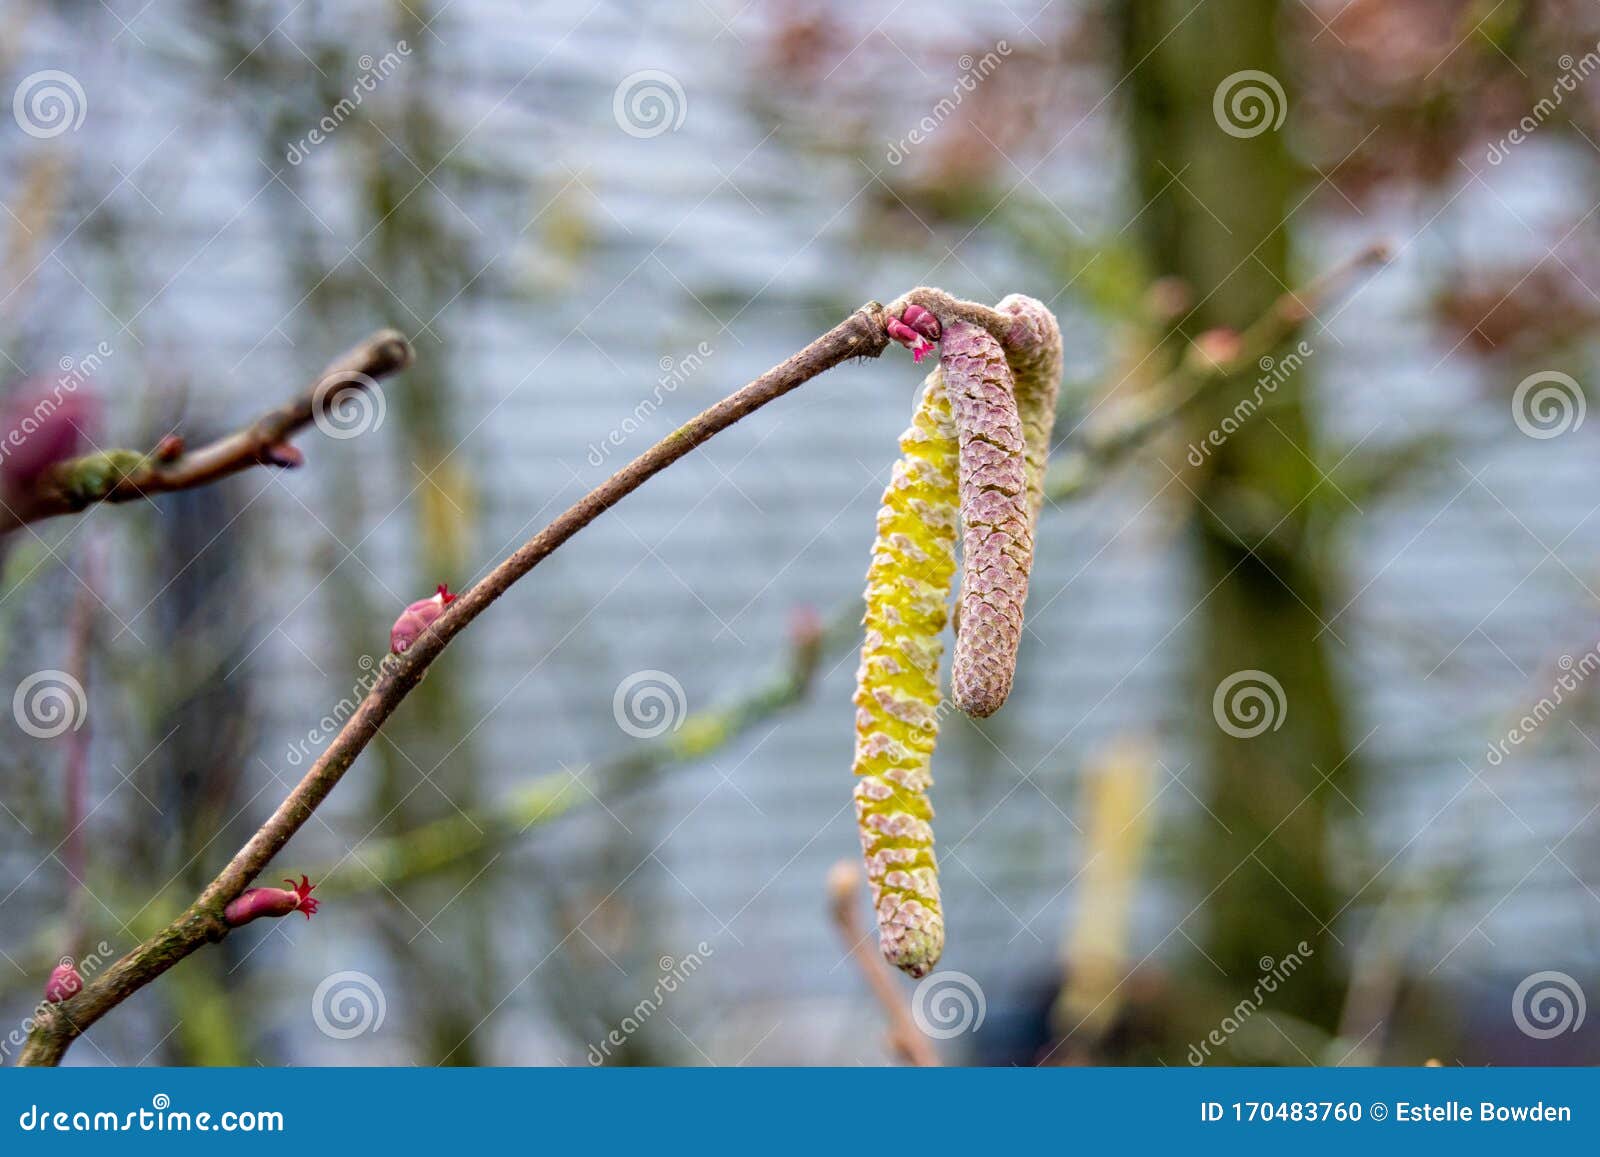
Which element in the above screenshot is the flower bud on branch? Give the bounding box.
[223,875,319,926]
[44,960,83,1004]
[390,584,457,654]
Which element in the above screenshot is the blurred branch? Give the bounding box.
[827,860,939,1067]
[1,330,413,531]
[61,545,99,958]
[1045,241,1391,502]
[321,607,835,894]
[18,301,892,1066]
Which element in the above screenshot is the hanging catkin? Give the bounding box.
[850,368,959,978]
[852,294,1063,976]
[995,294,1062,526]
[943,320,1032,719]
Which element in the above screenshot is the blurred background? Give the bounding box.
[3,0,1600,1067]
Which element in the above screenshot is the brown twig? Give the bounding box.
[1,330,413,531]
[17,302,890,1066]
[826,860,939,1066]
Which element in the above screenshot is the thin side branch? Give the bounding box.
[827,861,939,1066]
[1046,241,1391,501]
[17,302,890,1066]
[1,329,413,531]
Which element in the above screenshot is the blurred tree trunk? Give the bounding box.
[1117,0,1357,1034]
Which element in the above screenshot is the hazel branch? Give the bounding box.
[16,302,891,1066]
[288,248,1392,901]
[1,329,413,531]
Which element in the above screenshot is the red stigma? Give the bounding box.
[287,875,319,919]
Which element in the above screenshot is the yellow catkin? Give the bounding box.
[851,368,960,978]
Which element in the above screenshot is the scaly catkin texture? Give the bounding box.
[852,369,960,978]
[943,321,1033,719]
[995,294,1063,524]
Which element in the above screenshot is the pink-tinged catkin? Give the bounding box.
[942,320,1033,719]
[851,369,959,977]
[994,295,1063,524]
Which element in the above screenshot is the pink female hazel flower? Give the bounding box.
[886,304,942,363]
[44,959,83,1003]
[390,584,457,654]
[223,875,319,927]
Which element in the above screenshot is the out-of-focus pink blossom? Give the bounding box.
[0,380,99,494]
